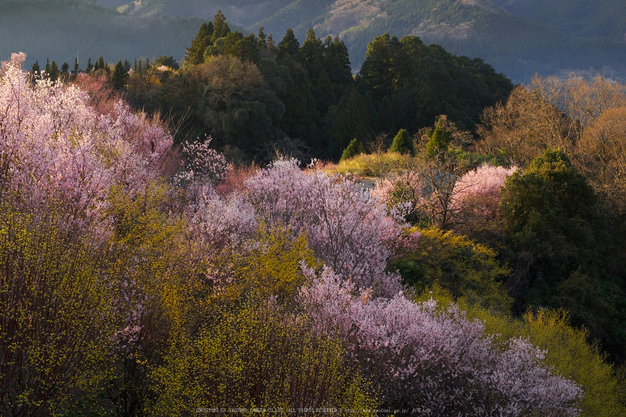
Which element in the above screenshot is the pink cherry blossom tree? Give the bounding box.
[451,164,518,219]
[0,52,173,242]
[299,265,583,415]
[245,158,408,296]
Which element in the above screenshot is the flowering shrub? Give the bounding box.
[175,137,230,190]
[452,164,518,218]
[0,52,172,241]
[245,158,404,296]
[299,266,583,415]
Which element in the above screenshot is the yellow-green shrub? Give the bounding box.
[334,152,414,178]
[226,225,320,304]
[102,181,202,416]
[0,209,114,416]
[151,297,378,416]
[399,227,512,313]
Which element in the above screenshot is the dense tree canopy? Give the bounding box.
[6,10,626,416]
[110,13,514,163]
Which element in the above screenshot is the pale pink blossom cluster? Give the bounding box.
[176,137,230,188]
[0,53,172,240]
[299,266,583,415]
[451,164,518,217]
[371,170,422,217]
[187,187,257,253]
[175,136,231,208]
[245,158,404,296]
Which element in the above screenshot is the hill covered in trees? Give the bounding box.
[102,0,626,81]
[491,0,626,42]
[2,49,626,415]
[0,0,203,67]
[3,0,626,82]
[112,12,512,163]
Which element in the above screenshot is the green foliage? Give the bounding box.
[0,208,114,416]
[389,128,414,156]
[117,12,516,162]
[425,120,452,159]
[500,148,626,362]
[154,55,180,70]
[228,225,319,304]
[185,21,214,65]
[399,227,512,313]
[186,54,285,157]
[278,28,300,58]
[359,32,513,133]
[151,297,378,416]
[334,151,414,178]
[328,87,374,160]
[103,182,198,416]
[501,149,599,292]
[111,60,128,90]
[340,138,363,162]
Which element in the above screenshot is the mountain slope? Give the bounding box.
[117,0,293,26]
[109,0,626,81]
[320,0,626,81]
[5,0,626,82]
[0,1,204,67]
[490,0,626,43]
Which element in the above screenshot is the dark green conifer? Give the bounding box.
[60,62,69,80]
[112,60,128,90]
[31,60,40,76]
[72,57,80,79]
[389,128,414,156]
[185,21,214,65]
[278,28,300,59]
[426,120,451,159]
[340,138,363,161]
[211,10,230,42]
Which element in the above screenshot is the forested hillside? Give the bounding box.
[4,0,626,82]
[108,0,626,81]
[491,0,626,42]
[112,13,512,163]
[0,0,203,67]
[3,8,626,415]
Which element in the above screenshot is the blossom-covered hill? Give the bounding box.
[3,52,625,416]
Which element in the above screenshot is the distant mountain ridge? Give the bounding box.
[105,0,626,81]
[490,0,626,42]
[2,0,626,82]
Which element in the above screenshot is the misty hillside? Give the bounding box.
[106,0,626,81]
[2,0,626,82]
[490,0,626,42]
[0,1,203,66]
